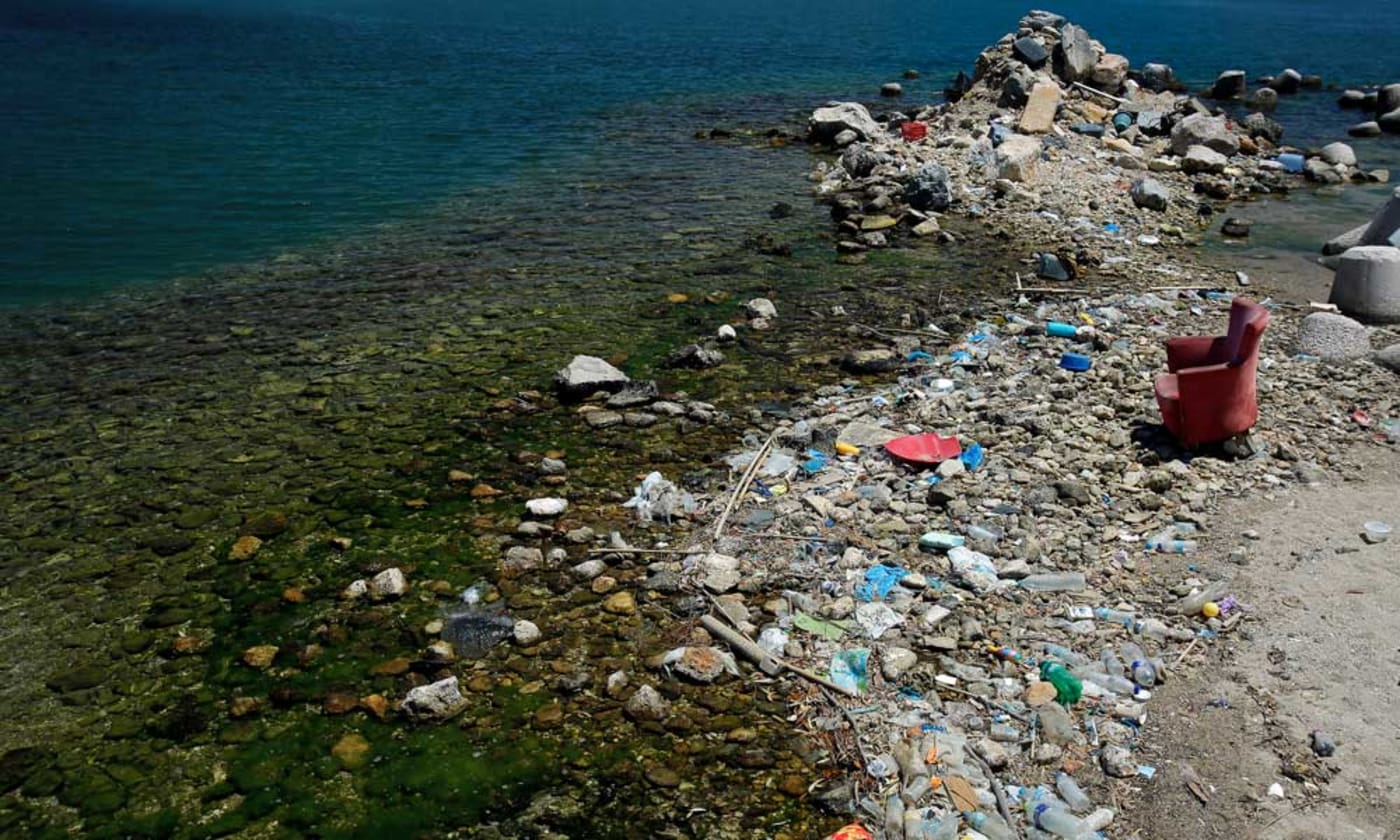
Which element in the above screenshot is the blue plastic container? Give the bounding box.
[1046,321,1078,338]
[1276,152,1305,173]
[1059,352,1092,372]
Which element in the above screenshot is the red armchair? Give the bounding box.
[1154,297,1270,447]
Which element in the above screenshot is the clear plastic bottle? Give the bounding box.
[885,793,905,837]
[1042,642,1090,667]
[1134,618,1193,642]
[963,810,1015,840]
[1023,791,1092,839]
[1099,646,1126,678]
[1018,572,1087,592]
[1093,607,1135,626]
[1055,772,1093,812]
[1145,538,1197,554]
[1120,641,1157,686]
[1083,807,1116,831]
[1073,666,1149,699]
[902,775,932,805]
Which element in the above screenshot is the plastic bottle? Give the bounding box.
[1055,772,1093,813]
[902,775,932,805]
[885,793,905,837]
[1145,538,1197,554]
[1072,667,1148,699]
[1134,618,1193,642]
[1023,790,1092,839]
[1017,572,1087,592]
[1120,641,1157,686]
[1041,643,1090,668]
[1099,646,1126,678]
[1093,607,1135,626]
[1172,580,1231,615]
[1046,321,1078,338]
[1083,807,1116,831]
[963,810,1015,840]
[1038,661,1083,705]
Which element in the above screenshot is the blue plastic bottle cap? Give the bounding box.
[1059,352,1092,372]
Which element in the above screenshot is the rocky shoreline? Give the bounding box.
[2,10,1399,840]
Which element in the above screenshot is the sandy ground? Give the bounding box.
[1121,444,1400,840]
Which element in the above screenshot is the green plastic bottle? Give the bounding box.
[1039,660,1083,705]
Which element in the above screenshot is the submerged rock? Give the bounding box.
[442,608,514,658]
[554,355,629,399]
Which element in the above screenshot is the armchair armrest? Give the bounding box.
[1165,335,1229,372]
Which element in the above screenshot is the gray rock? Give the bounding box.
[1378,84,1400,116]
[1221,217,1252,237]
[810,102,884,143]
[1182,145,1229,174]
[1171,113,1239,156]
[1130,177,1170,211]
[1210,70,1247,100]
[1330,246,1400,323]
[1324,222,1370,256]
[699,552,742,594]
[1380,109,1400,134]
[369,567,408,599]
[1037,701,1077,745]
[1136,110,1165,135]
[1242,112,1283,143]
[1310,731,1337,757]
[1297,311,1373,361]
[1022,9,1066,29]
[842,348,900,374]
[880,82,903,97]
[1349,121,1382,138]
[625,684,671,722]
[1319,142,1357,167]
[1012,36,1049,69]
[606,380,659,408]
[1375,344,1400,372]
[1091,53,1129,91]
[840,143,889,178]
[837,419,899,448]
[502,546,544,574]
[525,497,568,517]
[832,129,858,147]
[999,65,1037,108]
[1360,190,1400,248]
[1036,252,1071,281]
[663,343,724,369]
[1054,23,1097,85]
[1140,62,1176,92]
[1270,68,1302,94]
[583,409,624,429]
[904,162,953,212]
[555,355,629,398]
[402,677,469,721]
[513,620,541,646]
[1338,89,1367,108]
[1249,87,1279,111]
[1304,158,1344,184]
[745,297,778,319]
[881,647,919,680]
[1100,745,1138,777]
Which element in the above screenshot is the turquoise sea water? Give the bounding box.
[3,0,1399,305]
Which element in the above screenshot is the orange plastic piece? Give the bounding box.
[827,825,874,840]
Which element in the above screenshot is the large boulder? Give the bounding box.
[995,134,1042,182]
[1012,36,1050,69]
[840,143,890,178]
[1269,68,1302,94]
[1377,83,1400,116]
[809,102,884,143]
[1379,109,1400,134]
[555,355,629,399]
[1349,121,1382,138]
[1296,311,1372,362]
[1211,70,1247,100]
[1140,62,1177,92]
[1338,89,1368,108]
[1304,158,1344,184]
[1171,113,1240,156]
[1018,81,1061,134]
[1330,246,1400,323]
[1090,54,1129,91]
[1242,112,1283,143]
[903,163,952,212]
[1130,177,1170,211]
[1249,87,1280,112]
[1054,23,1097,85]
[1318,142,1357,167]
[1182,145,1229,174]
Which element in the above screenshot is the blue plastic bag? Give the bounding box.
[855,565,908,602]
[961,442,985,471]
[830,649,870,694]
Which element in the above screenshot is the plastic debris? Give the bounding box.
[855,564,910,602]
[793,612,848,641]
[830,649,870,694]
[622,471,684,523]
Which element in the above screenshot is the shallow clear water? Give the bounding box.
[3,0,1399,304]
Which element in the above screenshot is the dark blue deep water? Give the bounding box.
[3,0,1399,304]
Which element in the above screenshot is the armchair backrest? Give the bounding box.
[1225,298,1270,366]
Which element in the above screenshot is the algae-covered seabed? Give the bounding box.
[0,122,1024,839]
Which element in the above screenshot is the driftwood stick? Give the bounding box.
[712,428,778,540]
[1072,80,1130,105]
[967,742,1024,839]
[586,547,694,556]
[699,614,856,695]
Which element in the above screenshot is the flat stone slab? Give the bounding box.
[1018,82,1061,134]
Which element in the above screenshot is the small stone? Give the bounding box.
[625,685,670,722]
[369,568,408,599]
[228,535,262,562]
[745,298,777,320]
[242,645,279,669]
[513,620,541,646]
[673,647,730,683]
[603,591,636,615]
[229,697,264,718]
[1310,731,1336,757]
[331,734,371,770]
[1100,745,1138,777]
[1024,681,1059,707]
[645,765,682,788]
[323,692,360,715]
[371,657,412,677]
[717,324,737,342]
[361,694,390,721]
[881,647,918,680]
[470,483,502,498]
[401,676,468,721]
[525,498,568,517]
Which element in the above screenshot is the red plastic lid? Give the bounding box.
[884,433,962,465]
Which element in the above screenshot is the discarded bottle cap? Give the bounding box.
[1059,352,1092,372]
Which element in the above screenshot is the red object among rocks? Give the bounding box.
[1154,297,1270,446]
[900,121,928,142]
